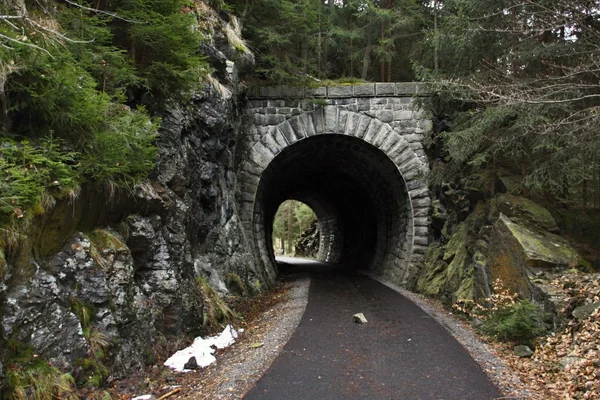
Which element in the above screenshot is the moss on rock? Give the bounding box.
[493,194,559,232]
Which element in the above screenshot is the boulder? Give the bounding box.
[572,302,600,321]
[493,194,559,232]
[487,214,579,299]
[513,345,533,358]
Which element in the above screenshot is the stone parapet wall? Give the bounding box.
[246,82,429,99]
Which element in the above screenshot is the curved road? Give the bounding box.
[244,258,502,400]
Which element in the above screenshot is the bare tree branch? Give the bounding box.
[60,0,144,24]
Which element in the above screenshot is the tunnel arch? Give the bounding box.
[238,107,430,286]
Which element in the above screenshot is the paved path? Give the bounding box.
[244,259,503,400]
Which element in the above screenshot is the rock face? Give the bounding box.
[416,169,583,310]
[416,203,489,304]
[295,220,320,259]
[0,12,261,381]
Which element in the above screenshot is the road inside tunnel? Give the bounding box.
[244,258,502,400]
[253,134,413,275]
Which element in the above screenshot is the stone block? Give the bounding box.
[394,147,415,166]
[280,85,304,98]
[409,187,430,199]
[259,86,282,98]
[279,121,298,144]
[312,108,326,133]
[416,83,432,96]
[249,142,273,168]
[414,226,429,236]
[380,131,401,153]
[373,125,392,148]
[300,112,317,136]
[338,110,350,133]
[376,109,394,123]
[273,128,289,147]
[277,107,293,115]
[324,106,338,133]
[411,196,431,209]
[413,217,430,227]
[305,86,327,98]
[353,83,375,96]
[403,133,423,143]
[395,110,414,120]
[364,119,383,143]
[413,244,428,255]
[388,139,409,159]
[355,115,372,139]
[328,85,353,98]
[414,235,429,246]
[261,133,282,155]
[371,98,387,105]
[376,83,395,96]
[395,82,418,96]
[345,113,362,136]
[289,116,307,139]
[267,100,285,107]
[404,167,426,181]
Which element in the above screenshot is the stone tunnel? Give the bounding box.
[237,83,432,287]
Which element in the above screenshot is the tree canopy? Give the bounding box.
[417,0,600,203]
[225,0,428,83]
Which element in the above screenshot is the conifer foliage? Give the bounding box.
[418,0,600,201]
[0,0,209,230]
[225,0,427,83]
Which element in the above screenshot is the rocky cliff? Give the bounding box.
[0,9,261,386]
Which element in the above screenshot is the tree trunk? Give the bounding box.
[287,204,293,254]
[361,33,372,80]
[434,0,439,72]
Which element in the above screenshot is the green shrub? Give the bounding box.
[0,138,78,226]
[480,299,546,344]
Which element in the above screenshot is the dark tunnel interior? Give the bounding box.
[253,134,413,272]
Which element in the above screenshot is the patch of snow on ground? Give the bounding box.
[164,325,241,372]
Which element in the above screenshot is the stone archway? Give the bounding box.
[237,106,430,287]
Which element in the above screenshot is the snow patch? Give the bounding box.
[164,325,241,372]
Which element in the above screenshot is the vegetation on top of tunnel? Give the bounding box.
[272,200,317,256]
[223,0,428,84]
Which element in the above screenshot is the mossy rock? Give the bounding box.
[501,214,578,269]
[487,214,580,299]
[417,223,476,303]
[493,194,559,232]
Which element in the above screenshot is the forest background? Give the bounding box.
[2,0,600,262]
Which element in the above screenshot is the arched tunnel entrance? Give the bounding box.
[238,107,431,287]
[255,135,412,273]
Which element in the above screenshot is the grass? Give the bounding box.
[0,247,6,281]
[69,298,111,388]
[225,272,246,296]
[196,277,236,332]
[2,340,78,400]
[87,229,126,270]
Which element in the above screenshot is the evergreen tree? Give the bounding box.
[418,0,600,201]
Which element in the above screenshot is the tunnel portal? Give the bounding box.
[238,83,432,287]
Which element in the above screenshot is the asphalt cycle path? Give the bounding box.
[244,258,503,400]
